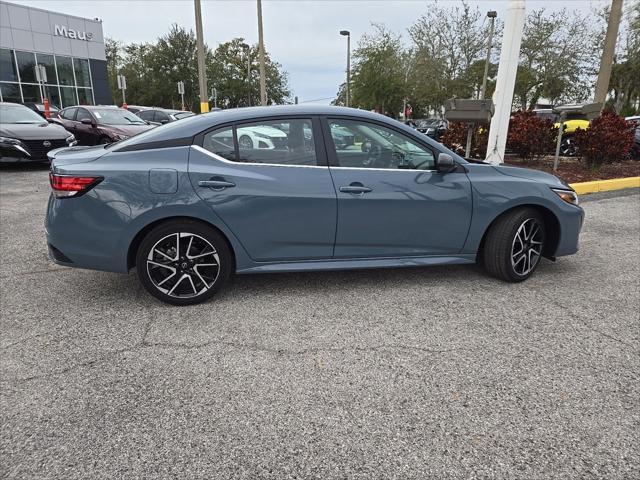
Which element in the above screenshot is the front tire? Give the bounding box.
[136,220,232,305]
[483,208,545,282]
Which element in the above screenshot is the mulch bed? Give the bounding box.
[503,155,640,184]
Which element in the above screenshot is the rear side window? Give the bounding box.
[201,118,318,166]
[236,119,316,165]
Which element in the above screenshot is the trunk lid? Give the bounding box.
[48,144,109,167]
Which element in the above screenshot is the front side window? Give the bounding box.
[76,108,92,122]
[236,119,317,166]
[60,107,77,120]
[328,119,435,170]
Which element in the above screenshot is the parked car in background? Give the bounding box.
[123,105,145,114]
[54,106,155,145]
[46,105,583,305]
[22,102,60,119]
[533,108,589,156]
[135,107,195,125]
[625,115,640,126]
[0,102,75,163]
[631,125,640,160]
[410,118,448,142]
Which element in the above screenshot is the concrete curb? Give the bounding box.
[569,176,640,195]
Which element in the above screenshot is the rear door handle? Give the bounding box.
[198,179,236,189]
[340,184,372,194]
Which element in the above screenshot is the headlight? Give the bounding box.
[552,188,579,206]
[114,133,130,141]
[426,128,435,134]
[0,136,22,145]
[65,134,76,145]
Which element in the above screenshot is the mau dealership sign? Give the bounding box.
[54,24,94,41]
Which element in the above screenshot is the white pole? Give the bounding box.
[485,0,526,165]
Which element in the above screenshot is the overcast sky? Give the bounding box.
[12,0,607,103]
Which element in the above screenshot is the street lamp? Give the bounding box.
[480,11,498,100]
[340,30,350,107]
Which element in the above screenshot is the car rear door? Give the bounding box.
[322,116,472,258]
[188,116,337,262]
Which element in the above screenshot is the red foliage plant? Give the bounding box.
[573,110,636,168]
[506,111,556,161]
[441,122,488,159]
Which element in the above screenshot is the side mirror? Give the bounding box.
[81,118,95,126]
[160,119,169,124]
[437,153,457,173]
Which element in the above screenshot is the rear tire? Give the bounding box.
[483,208,546,282]
[136,220,232,305]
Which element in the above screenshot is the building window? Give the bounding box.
[0,48,95,109]
[35,53,58,85]
[0,49,19,82]
[15,51,37,83]
[56,56,75,86]
[20,84,41,103]
[0,82,22,103]
[73,58,91,87]
[77,87,93,105]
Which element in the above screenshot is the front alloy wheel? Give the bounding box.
[136,221,231,305]
[483,208,546,282]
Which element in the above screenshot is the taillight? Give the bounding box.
[49,173,103,198]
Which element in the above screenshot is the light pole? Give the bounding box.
[245,45,251,107]
[194,0,209,113]
[340,30,350,107]
[257,0,267,106]
[480,11,497,100]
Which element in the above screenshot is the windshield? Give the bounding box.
[0,104,47,124]
[91,109,146,125]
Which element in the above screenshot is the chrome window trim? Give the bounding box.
[191,144,327,169]
[329,166,437,172]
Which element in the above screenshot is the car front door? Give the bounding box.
[323,117,473,258]
[58,107,78,136]
[74,108,98,145]
[189,117,337,262]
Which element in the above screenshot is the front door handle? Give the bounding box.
[198,179,236,189]
[340,183,372,194]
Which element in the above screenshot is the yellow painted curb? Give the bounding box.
[569,177,640,195]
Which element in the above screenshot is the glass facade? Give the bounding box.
[0,48,94,108]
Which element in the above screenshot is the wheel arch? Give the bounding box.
[477,204,561,261]
[127,216,237,272]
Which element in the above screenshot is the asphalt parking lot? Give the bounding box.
[1,164,639,479]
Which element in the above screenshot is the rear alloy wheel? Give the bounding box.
[483,208,546,282]
[136,221,231,305]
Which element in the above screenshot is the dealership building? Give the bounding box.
[0,0,112,108]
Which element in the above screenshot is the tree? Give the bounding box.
[407,1,501,116]
[514,9,594,109]
[207,38,290,108]
[339,24,405,116]
[105,27,289,111]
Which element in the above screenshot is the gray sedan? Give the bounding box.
[45,106,583,305]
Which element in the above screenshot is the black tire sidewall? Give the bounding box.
[484,208,546,282]
[136,221,232,305]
